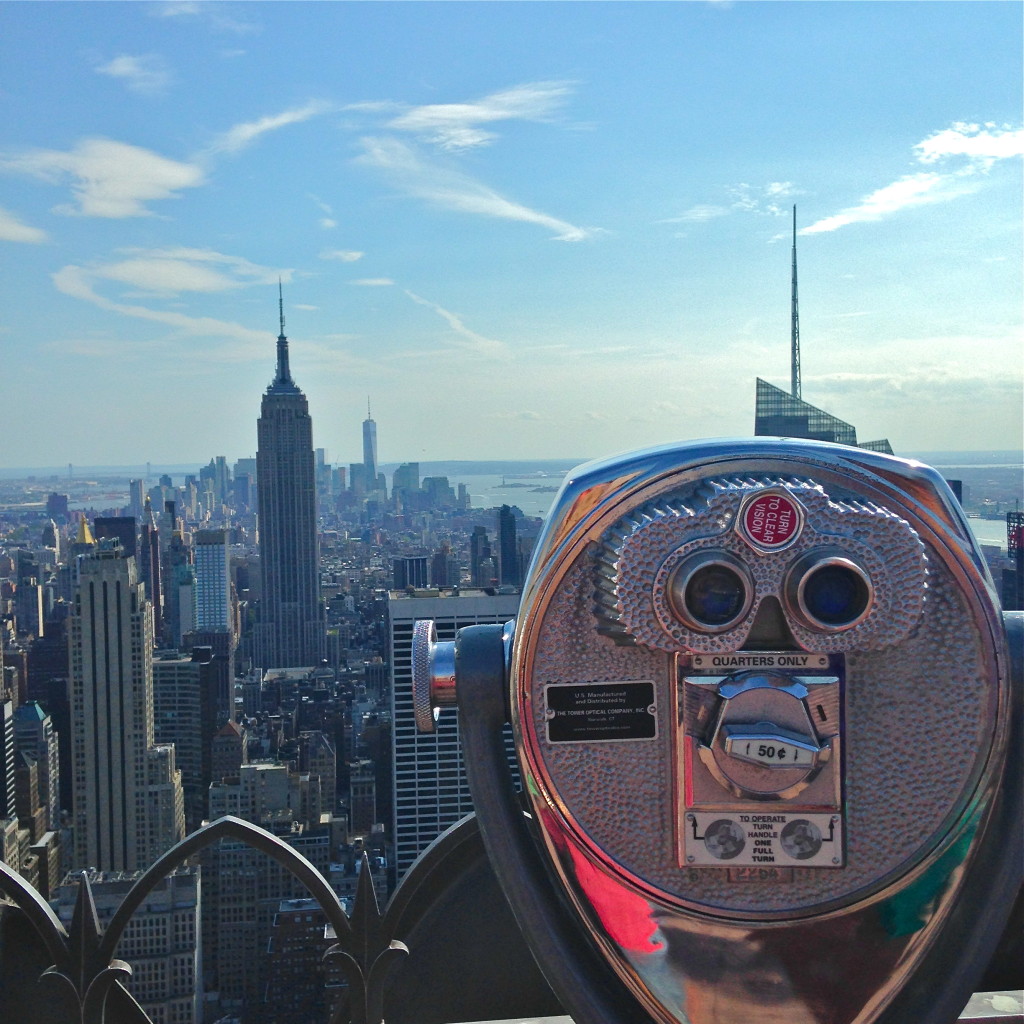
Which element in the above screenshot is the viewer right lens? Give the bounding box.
[788,553,873,632]
[802,563,870,627]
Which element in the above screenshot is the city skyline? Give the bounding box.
[1,2,1021,465]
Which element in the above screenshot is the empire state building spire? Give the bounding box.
[271,280,298,393]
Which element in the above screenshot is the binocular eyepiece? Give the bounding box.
[412,438,1021,1024]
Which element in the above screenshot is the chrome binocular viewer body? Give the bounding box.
[413,438,1021,1024]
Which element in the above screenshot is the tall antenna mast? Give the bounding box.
[274,280,292,385]
[791,204,801,400]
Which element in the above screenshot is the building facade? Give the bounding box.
[388,589,519,877]
[69,544,184,871]
[193,530,232,631]
[255,300,325,669]
[52,867,201,1024]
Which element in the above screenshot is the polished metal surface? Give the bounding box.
[503,438,1015,1024]
[411,618,458,733]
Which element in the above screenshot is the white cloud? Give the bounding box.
[52,264,266,344]
[492,409,544,421]
[90,248,283,294]
[727,182,797,215]
[321,250,364,262]
[207,101,331,154]
[804,122,1022,234]
[357,136,593,241]
[668,183,798,227]
[915,122,1024,168]
[389,81,573,152]
[404,290,508,358]
[319,218,337,229]
[0,138,205,218]
[801,173,968,234]
[663,204,729,224]
[153,2,259,34]
[0,206,47,243]
[96,54,171,95]
[352,278,393,286]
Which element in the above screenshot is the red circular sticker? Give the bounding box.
[741,492,802,548]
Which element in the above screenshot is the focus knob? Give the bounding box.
[411,619,457,733]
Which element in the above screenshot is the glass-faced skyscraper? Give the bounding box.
[256,295,325,668]
[362,399,378,489]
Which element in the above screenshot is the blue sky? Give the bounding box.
[1,1,1021,467]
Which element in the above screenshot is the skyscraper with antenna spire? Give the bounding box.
[791,204,801,400]
[754,207,892,454]
[362,398,378,494]
[255,286,325,668]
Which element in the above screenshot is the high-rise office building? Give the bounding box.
[255,293,325,669]
[69,544,185,871]
[498,504,520,587]
[194,530,232,631]
[139,499,163,644]
[362,399,378,490]
[392,555,429,590]
[0,699,15,822]
[93,516,137,559]
[470,526,493,587]
[388,589,519,876]
[753,378,893,454]
[52,866,201,1024]
[154,648,219,832]
[13,701,60,832]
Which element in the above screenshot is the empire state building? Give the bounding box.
[255,292,325,668]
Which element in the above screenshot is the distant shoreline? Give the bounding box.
[1,450,1021,481]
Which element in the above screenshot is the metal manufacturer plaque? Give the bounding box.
[545,681,657,743]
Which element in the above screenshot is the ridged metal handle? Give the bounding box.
[411,619,457,733]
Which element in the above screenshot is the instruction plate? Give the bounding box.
[683,811,843,868]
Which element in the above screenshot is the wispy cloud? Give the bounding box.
[153,1,260,35]
[663,204,730,224]
[804,122,1022,234]
[801,173,970,234]
[53,264,267,345]
[207,101,331,155]
[493,410,544,421]
[308,194,337,229]
[0,206,47,243]
[1,98,332,218]
[388,80,573,152]
[667,182,797,226]
[0,138,205,218]
[346,81,595,240]
[728,181,798,215]
[95,54,171,95]
[321,250,364,262]
[403,289,508,358]
[915,121,1024,168]
[89,247,283,294]
[357,136,593,241]
[352,278,393,286]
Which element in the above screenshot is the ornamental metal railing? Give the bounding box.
[0,812,1019,1024]
[0,815,410,1024]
